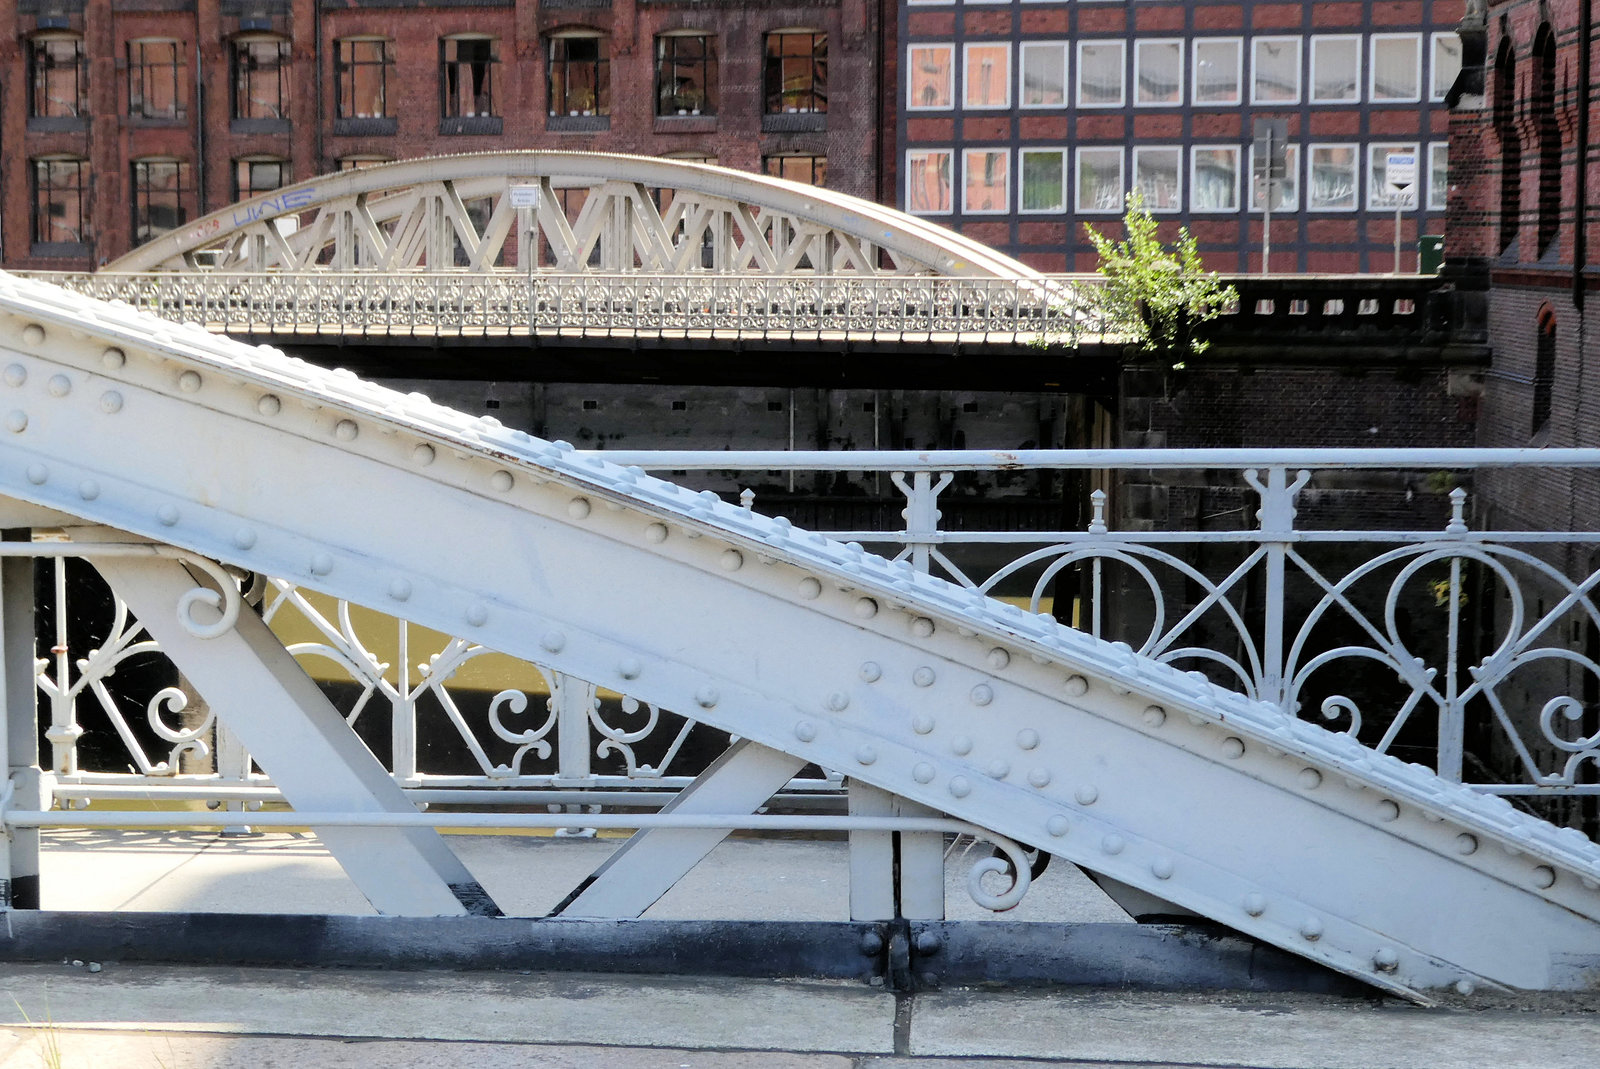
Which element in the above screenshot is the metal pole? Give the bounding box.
[1394,203,1403,274]
[1262,130,1272,276]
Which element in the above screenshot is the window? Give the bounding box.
[232,36,289,120]
[1428,142,1448,212]
[1191,146,1239,212]
[964,44,1010,109]
[1495,40,1520,252]
[1135,39,1182,106]
[550,34,609,116]
[336,38,391,118]
[1310,36,1359,103]
[1250,143,1300,211]
[1019,42,1067,107]
[32,157,90,246]
[1192,39,1241,105]
[765,155,827,186]
[128,39,186,120]
[1308,145,1358,211]
[1534,25,1560,256]
[1019,148,1066,212]
[765,32,826,113]
[908,44,954,109]
[442,36,498,118]
[30,34,86,118]
[1431,33,1463,102]
[963,149,1009,213]
[1371,34,1422,102]
[1532,304,1556,436]
[131,158,188,244]
[906,150,952,214]
[1134,146,1181,211]
[1077,41,1125,107]
[1252,37,1300,104]
[1077,147,1124,213]
[657,33,716,116]
[1367,142,1421,209]
[235,157,288,201]
[338,155,391,171]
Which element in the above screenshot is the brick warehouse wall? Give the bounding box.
[0,0,884,270]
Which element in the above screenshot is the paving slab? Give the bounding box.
[0,963,895,1055]
[909,987,1600,1068]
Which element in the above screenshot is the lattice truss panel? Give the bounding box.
[105,152,1033,279]
[0,271,1599,1000]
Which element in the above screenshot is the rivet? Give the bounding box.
[101,348,125,370]
[1151,857,1175,880]
[910,617,934,638]
[46,374,70,398]
[568,497,591,519]
[1373,948,1400,972]
[987,648,1010,670]
[969,684,993,706]
[719,549,743,571]
[1298,768,1323,790]
[1046,815,1070,837]
[178,371,202,393]
[1027,768,1051,788]
[860,931,884,955]
[25,464,47,486]
[1243,892,1267,917]
[856,745,878,766]
[986,759,1010,779]
[1142,705,1166,727]
[1101,834,1125,855]
[913,762,935,784]
[1455,833,1478,856]
[1455,980,1476,997]
[157,505,180,527]
[465,603,488,627]
[4,411,26,434]
[233,528,257,550]
[1074,785,1099,806]
[1220,736,1245,759]
[388,578,413,602]
[334,419,359,441]
[98,389,125,414]
[798,577,822,599]
[20,324,44,346]
[1016,728,1040,750]
[696,686,720,709]
[859,661,882,683]
[795,720,817,742]
[1300,917,1324,942]
[1377,800,1400,822]
[826,692,849,712]
[309,552,333,576]
[540,631,566,654]
[258,395,282,417]
[1533,865,1557,889]
[1063,675,1088,697]
[77,480,99,501]
[951,735,973,756]
[645,523,668,544]
[618,658,642,680]
[854,597,877,619]
[490,470,514,492]
[912,715,935,735]
[912,666,936,687]
[2,366,24,388]
[948,776,971,798]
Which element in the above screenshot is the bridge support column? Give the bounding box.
[95,556,501,918]
[0,539,41,909]
[848,782,945,921]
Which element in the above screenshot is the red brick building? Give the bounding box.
[1,0,887,270]
[897,0,1465,273]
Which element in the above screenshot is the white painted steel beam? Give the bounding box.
[93,556,499,918]
[0,271,1599,998]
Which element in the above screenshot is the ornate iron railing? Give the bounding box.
[38,449,1600,822]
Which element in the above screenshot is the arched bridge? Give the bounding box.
[0,271,1595,1000]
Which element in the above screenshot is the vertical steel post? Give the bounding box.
[43,558,80,775]
[1251,467,1307,711]
[553,672,597,833]
[392,618,417,786]
[0,537,41,908]
[1439,487,1469,781]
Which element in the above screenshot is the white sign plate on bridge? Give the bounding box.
[509,185,541,210]
[1385,153,1417,193]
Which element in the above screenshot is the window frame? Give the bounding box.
[1076,146,1126,214]
[907,42,955,111]
[764,31,827,114]
[1309,34,1361,104]
[1430,32,1463,103]
[1190,145,1240,213]
[130,156,189,245]
[1370,33,1423,104]
[127,37,187,121]
[1133,145,1183,213]
[1249,142,1301,212]
[963,42,1012,110]
[548,31,611,117]
[334,37,393,119]
[29,33,88,119]
[764,154,827,186]
[1428,141,1449,211]
[1307,143,1360,212]
[1367,141,1422,210]
[1018,40,1068,109]
[905,148,954,215]
[31,155,92,247]
[233,156,291,202]
[655,31,717,117]
[440,34,500,119]
[231,35,290,121]
[962,148,1010,214]
[1134,38,1184,107]
[1076,39,1126,108]
[1192,38,1242,106]
[1018,147,1068,214]
[1252,36,1301,105]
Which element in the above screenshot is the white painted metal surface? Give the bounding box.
[0,270,1597,998]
